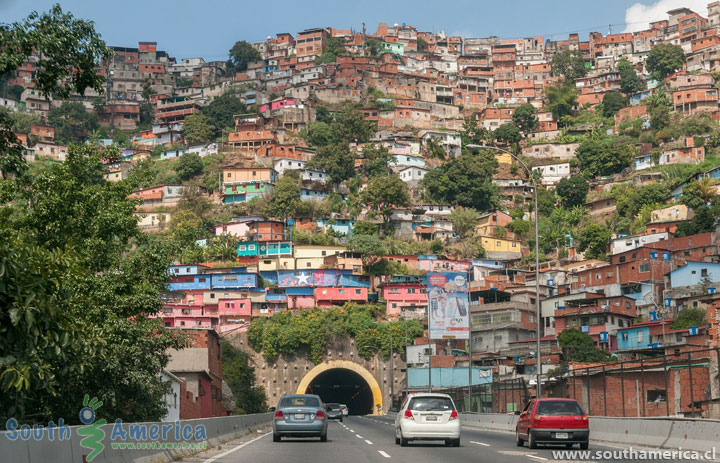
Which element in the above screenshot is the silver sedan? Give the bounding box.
[272,394,328,442]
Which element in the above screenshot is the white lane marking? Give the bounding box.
[365,439,373,445]
[203,431,271,462]
[470,441,491,446]
[378,450,391,458]
[528,456,548,461]
[356,434,364,438]
[348,429,355,432]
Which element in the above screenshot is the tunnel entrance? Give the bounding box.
[306,368,374,415]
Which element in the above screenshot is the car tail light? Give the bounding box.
[274,410,284,420]
[582,414,588,421]
[316,410,325,419]
[450,410,458,420]
[404,409,415,420]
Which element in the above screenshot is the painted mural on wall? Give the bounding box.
[277,269,353,287]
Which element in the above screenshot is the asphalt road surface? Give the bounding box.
[192,415,717,463]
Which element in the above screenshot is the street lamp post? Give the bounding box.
[466,144,542,399]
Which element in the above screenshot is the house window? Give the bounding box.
[701,268,708,277]
[622,332,628,341]
[637,331,643,342]
[647,390,667,403]
[639,264,650,273]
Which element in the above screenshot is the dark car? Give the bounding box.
[272,394,328,442]
[325,403,343,422]
[515,398,589,449]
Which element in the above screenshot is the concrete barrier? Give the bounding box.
[460,413,720,453]
[0,413,272,463]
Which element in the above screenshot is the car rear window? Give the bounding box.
[407,396,455,411]
[536,400,584,416]
[326,404,341,410]
[279,396,320,408]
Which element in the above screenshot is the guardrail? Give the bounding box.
[460,413,720,453]
[0,413,272,463]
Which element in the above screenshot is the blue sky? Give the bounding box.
[0,1,694,61]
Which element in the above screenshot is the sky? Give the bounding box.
[0,0,713,61]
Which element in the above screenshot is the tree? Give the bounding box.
[576,139,635,177]
[266,176,301,219]
[316,36,346,64]
[422,151,499,210]
[347,234,386,264]
[47,101,99,144]
[228,40,261,73]
[221,340,267,414]
[558,329,613,362]
[646,89,671,130]
[362,175,410,226]
[646,43,685,81]
[577,222,612,260]
[139,79,155,128]
[174,152,203,181]
[331,105,375,144]
[556,175,589,208]
[460,116,491,148]
[512,103,539,135]
[674,206,716,237]
[202,93,247,137]
[494,123,521,148]
[545,81,578,122]
[352,221,379,236]
[308,144,355,185]
[671,307,707,330]
[450,207,479,240]
[366,38,384,56]
[306,121,335,147]
[182,114,213,145]
[681,178,716,210]
[617,57,645,94]
[361,144,394,178]
[601,91,629,118]
[550,50,587,80]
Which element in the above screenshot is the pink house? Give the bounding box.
[314,287,368,307]
[156,305,217,329]
[383,283,427,317]
[259,97,297,113]
[214,221,251,238]
[287,289,315,309]
[218,298,252,317]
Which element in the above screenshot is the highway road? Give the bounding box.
[189,415,700,463]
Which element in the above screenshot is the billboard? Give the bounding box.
[427,272,469,339]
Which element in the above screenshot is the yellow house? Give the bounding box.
[480,236,523,259]
[277,245,347,270]
[223,167,278,184]
[495,152,513,165]
[203,289,266,304]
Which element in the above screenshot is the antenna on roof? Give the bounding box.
[608,24,612,35]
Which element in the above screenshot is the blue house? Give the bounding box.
[668,261,720,289]
[616,324,652,351]
[317,218,355,236]
[211,273,258,290]
[168,265,208,276]
[301,188,329,201]
[167,275,211,291]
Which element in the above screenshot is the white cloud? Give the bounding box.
[623,0,709,33]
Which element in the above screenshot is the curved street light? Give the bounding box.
[466,144,542,400]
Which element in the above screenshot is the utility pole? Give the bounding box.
[390,335,394,408]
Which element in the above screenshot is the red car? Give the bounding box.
[515,398,589,449]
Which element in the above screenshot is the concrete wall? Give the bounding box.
[0,413,271,463]
[459,413,720,453]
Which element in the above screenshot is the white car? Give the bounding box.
[340,404,349,416]
[394,393,460,447]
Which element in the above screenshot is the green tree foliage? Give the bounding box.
[221,340,267,414]
[556,175,589,208]
[174,152,203,181]
[550,50,587,80]
[460,117,490,148]
[558,329,613,362]
[181,113,213,145]
[601,91,629,118]
[347,234,386,264]
[0,144,185,424]
[671,307,707,330]
[576,139,635,177]
[352,221,379,236]
[316,36,346,64]
[362,175,410,225]
[646,43,685,81]
[545,81,578,122]
[422,151,498,210]
[361,144,395,178]
[366,38,384,56]
[646,89,672,130]
[450,207,479,240]
[494,123,521,147]
[139,79,155,128]
[512,103,539,135]
[674,206,716,237]
[0,111,25,179]
[577,222,612,260]
[617,57,646,94]
[202,93,247,137]
[267,176,301,219]
[47,101,99,144]
[614,183,667,220]
[681,178,716,210]
[228,40,261,73]
[247,304,424,363]
[308,144,355,185]
[306,121,335,147]
[331,105,375,144]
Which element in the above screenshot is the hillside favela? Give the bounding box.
[3,1,720,462]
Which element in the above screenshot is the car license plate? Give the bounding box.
[426,416,438,421]
[555,433,569,439]
[294,413,304,420]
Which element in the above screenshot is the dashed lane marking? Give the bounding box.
[365,440,373,445]
[469,441,490,446]
[378,450,391,458]
[356,434,364,438]
[527,456,548,461]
